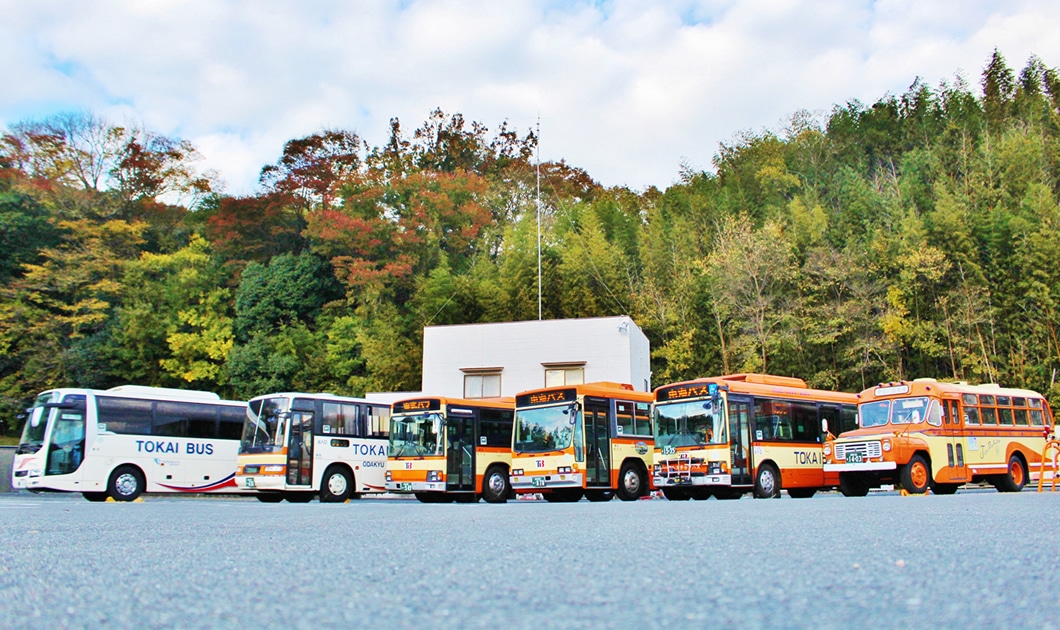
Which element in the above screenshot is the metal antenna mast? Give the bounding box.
[536,116,542,321]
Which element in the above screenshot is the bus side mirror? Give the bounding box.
[821,419,829,435]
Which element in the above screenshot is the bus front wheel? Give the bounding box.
[481,466,511,504]
[616,463,645,501]
[900,454,931,494]
[108,466,145,502]
[754,463,781,499]
[319,466,353,503]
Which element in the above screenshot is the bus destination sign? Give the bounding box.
[393,399,440,413]
[656,382,719,402]
[516,388,577,408]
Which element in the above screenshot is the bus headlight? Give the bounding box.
[558,466,572,474]
[512,469,523,476]
[263,465,285,473]
[882,440,892,452]
[385,471,392,481]
[823,444,832,457]
[427,471,442,482]
[29,469,42,478]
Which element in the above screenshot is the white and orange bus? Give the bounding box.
[653,374,858,500]
[824,379,1056,495]
[510,382,654,502]
[385,396,515,503]
[235,392,391,503]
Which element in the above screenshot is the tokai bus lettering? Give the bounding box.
[135,440,214,455]
[353,443,387,457]
[793,451,820,465]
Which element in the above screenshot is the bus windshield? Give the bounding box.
[859,397,931,427]
[390,413,444,457]
[655,398,727,448]
[17,392,56,454]
[514,405,575,453]
[240,397,288,454]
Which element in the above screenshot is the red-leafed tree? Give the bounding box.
[259,130,365,212]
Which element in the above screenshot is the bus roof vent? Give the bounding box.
[721,373,808,388]
[912,378,938,383]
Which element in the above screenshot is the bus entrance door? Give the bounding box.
[585,398,611,487]
[286,412,313,486]
[446,412,475,492]
[943,399,968,482]
[728,396,753,487]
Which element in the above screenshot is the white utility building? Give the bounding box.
[420,316,651,398]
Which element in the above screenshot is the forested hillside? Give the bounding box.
[3,50,1060,432]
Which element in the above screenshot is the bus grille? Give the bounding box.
[835,441,882,461]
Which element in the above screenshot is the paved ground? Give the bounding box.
[0,490,1058,628]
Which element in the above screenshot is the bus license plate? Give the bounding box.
[846,452,864,464]
[245,478,255,488]
[531,477,546,487]
[400,483,412,491]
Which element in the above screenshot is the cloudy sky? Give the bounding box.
[4,0,1060,196]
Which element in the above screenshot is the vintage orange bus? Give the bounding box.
[385,396,515,503]
[653,374,858,499]
[824,379,1056,495]
[510,382,654,502]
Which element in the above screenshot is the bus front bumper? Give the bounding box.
[510,473,583,491]
[236,475,287,491]
[385,481,445,493]
[823,462,897,472]
[653,474,732,487]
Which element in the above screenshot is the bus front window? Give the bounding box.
[390,414,444,457]
[859,401,890,427]
[240,397,288,454]
[655,398,727,448]
[17,393,57,454]
[514,405,575,453]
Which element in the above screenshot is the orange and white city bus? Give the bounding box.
[653,374,858,500]
[385,396,515,503]
[824,379,1056,495]
[235,393,391,503]
[510,382,654,502]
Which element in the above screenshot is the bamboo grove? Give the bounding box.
[3,50,1060,432]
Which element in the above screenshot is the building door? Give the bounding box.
[584,398,611,487]
[286,411,313,486]
[446,412,475,492]
[728,396,753,486]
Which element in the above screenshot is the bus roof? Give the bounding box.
[859,379,1048,402]
[516,381,652,404]
[248,392,385,405]
[391,395,515,412]
[654,373,857,403]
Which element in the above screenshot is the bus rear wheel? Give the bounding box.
[662,488,691,501]
[108,466,145,502]
[754,463,781,499]
[481,466,511,504]
[616,463,645,501]
[997,455,1026,492]
[900,454,931,494]
[319,466,353,503]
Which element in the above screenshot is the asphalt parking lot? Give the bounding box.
[1,489,1058,628]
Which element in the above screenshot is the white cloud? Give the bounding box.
[3,0,1060,196]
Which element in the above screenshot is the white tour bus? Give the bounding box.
[235,392,391,502]
[11,385,247,501]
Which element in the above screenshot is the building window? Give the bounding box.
[464,373,502,399]
[543,362,586,388]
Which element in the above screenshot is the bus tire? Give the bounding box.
[256,493,285,503]
[931,482,959,495]
[107,465,145,502]
[900,454,931,494]
[83,492,108,502]
[662,488,691,501]
[319,466,353,503]
[482,466,511,504]
[997,454,1027,492]
[690,488,714,500]
[786,488,816,499]
[753,463,781,499]
[839,473,870,497]
[544,489,582,502]
[285,492,314,503]
[415,492,441,503]
[616,462,646,501]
